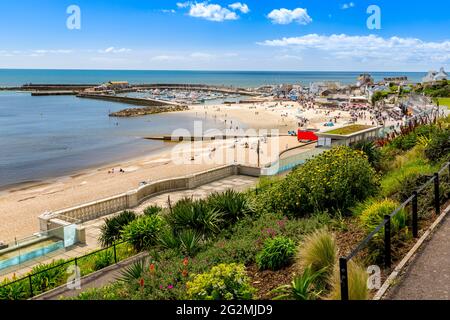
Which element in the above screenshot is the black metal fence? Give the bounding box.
[339,162,450,300]
[0,241,126,300]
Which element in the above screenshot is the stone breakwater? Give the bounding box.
[109,105,189,117]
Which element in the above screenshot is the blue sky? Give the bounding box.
[0,0,449,71]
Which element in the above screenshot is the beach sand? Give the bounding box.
[0,100,384,242]
[0,101,303,242]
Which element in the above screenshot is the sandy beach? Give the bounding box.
[0,101,300,243]
[0,99,385,242]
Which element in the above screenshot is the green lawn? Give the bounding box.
[436,97,450,109]
[325,124,373,135]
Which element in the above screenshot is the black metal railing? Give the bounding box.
[339,162,450,300]
[0,241,126,300]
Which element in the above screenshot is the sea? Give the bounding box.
[0,69,426,189]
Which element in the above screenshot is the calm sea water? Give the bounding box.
[0,69,427,189]
[0,69,426,87]
[0,91,235,189]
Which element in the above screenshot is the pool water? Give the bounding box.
[0,238,64,271]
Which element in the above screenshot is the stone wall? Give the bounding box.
[39,165,259,228]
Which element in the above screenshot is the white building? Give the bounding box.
[422,67,448,83]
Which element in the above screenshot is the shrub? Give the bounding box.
[351,140,382,170]
[167,198,222,237]
[297,229,337,279]
[143,205,163,216]
[329,260,368,300]
[30,259,67,294]
[206,190,253,226]
[93,250,114,271]
[187,263,255,300]
[0,278,29,300]
[425,129,450,163]
[159,227,203,257]
[390,124,437,151]
[256,236,296,271]
[272,266,324,300]
[117,258,147,283]
[266,146,379,217]
[121,215,164,251]
[356,198,408,233]
[355,198,410,264]
[99,211,137,247]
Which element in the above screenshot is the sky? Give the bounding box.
[0,0,449,71]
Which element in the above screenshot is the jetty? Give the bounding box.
[145,133,286,142]
[31,91,78,96]
[77,93,183,107]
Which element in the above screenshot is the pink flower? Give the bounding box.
[167,284,174,289]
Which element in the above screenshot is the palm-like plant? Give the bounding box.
[272,267,324,300]
[99,211,137,247]
[351,140,382,169]
[207,190,253,226]
[167,198,222,237]
[116,258,147,283]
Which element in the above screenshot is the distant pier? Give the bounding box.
[77,93,182,107]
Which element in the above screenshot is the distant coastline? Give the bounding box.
[0,69,427,87]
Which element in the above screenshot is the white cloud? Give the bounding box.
[33,49,73,54]
[229,2,250,14]
[276,54,303,61]
[151,55,185,61]
[161,9,176,14]
[341,2,355,10]
[99,47,131,54]
[267,8,312,25]
[258,34,450,63]
[190,52,215,59]
[188,2,238,22]
[176,2,191,8]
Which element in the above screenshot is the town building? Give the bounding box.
[422,67,448,83]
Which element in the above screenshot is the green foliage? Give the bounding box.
[93,250,114,271]
[159,227,203,257]
[256,236,296,271]
[371,91,389,105]
[273,266,324,300]
[187,263,255,300]
[329,261,368,300]
[143,205,163,216]
[122,215,164,251]
[297,229,337,280]
[167,197,222,238]
[99,210,137,247]
[354,198,410,264]
[30,259,67,294]
[425,129,450,163]
[355,198,408,233]
[265,146,379,217]
[206,190,253,226]
[117,258,147,283]
[195,211,328,267]
[0,278,29,300]
[380,146,439,197]
[351,140,382,170]
[390,125,437,151]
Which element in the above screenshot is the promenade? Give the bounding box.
[0,175,257,281]
[385,205,450,300]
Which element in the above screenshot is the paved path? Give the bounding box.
[386,213,450,300]
[0,175,257,281]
